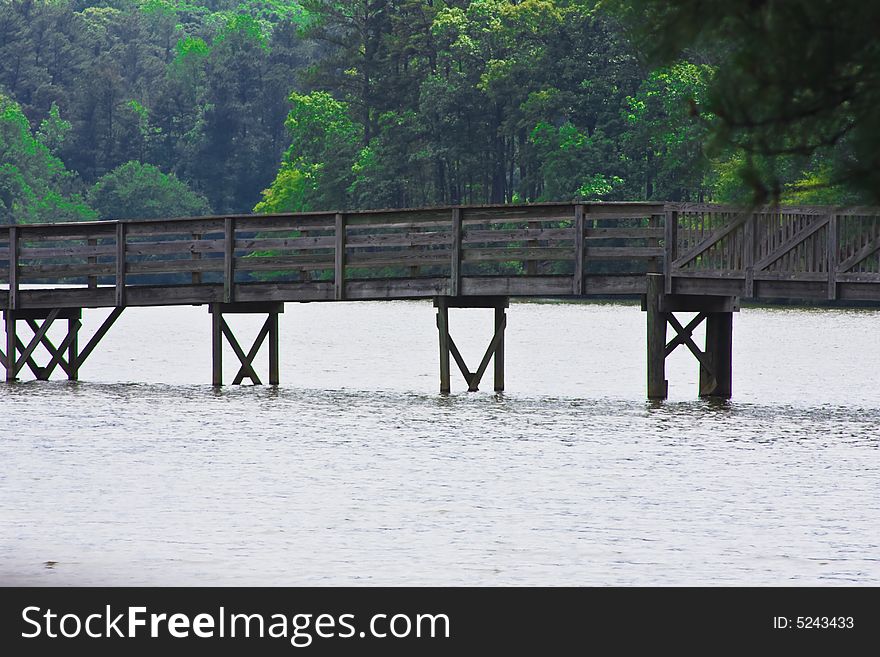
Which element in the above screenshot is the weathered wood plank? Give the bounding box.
[125,259,225,274]
[451,208,462,296]
[346,231,451,248]
[461,215,574,226]
[460,276,573,296]
[125,219,225,237]
[342,278,447,299]
[18,244,117,258]
[345,220,451,231]
[462,206,576,222]
[585,227,665,239]
[346,252,451,268]
[334,213,345,300]
[584,247,665,259]
[115,222,126,306]
[18,262,116,279]
[224,217,234,304]
[573,204,585,295]
[463,228,575,243]
[344,209,451,226]
[8,226,18,310]
[462,247,574,262]
[125,240,225,256]
[234,255,334,271]
[235,235,335,250]
[15,226,117,240]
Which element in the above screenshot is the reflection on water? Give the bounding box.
[0,301,878,585]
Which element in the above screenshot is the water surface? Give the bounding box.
[1,301,878,585]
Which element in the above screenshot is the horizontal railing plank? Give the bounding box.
[462,247,573,262]
[234,255,335,271]
[585,227,664,239]
[463,228,574,243]
[585,247,665,259]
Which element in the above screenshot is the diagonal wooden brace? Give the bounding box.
[665,314,713,371]
[2,307,113,382]
[209,302,282,386]
[435,297,507,392]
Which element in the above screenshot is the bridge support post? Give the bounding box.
[700,312,732,398]
[1,307,122,382]
[434,296,508,393]
[643,273,737,400]
[209,302,283,386]
[646,274,668,399]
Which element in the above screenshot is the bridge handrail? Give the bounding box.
[3,202,880,307]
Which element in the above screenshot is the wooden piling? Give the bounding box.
[269,311,279,386]
[700,312,732,398]
[5,311,16,382]
[68,316,79,380]
[646,273,668,399]
[211,304,223,386]
[494,304,505,392]
[437,302,451,393]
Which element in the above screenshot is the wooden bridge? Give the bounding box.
[2,202,879,397]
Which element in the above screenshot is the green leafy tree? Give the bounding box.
[255,91,360,212]
[610,0,878,204]
[88,160,210,220]
[0,94,96,224]
[622,62,713,201]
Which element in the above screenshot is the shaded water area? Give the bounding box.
[1,301,878,585]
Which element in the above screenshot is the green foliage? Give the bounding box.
[2,0,871,226]
[0,95,96,224]
[36,104,72,156]
[610,0,879,205]
[256,91,360,212]
[622,62,713,200]
[88,160,210,219]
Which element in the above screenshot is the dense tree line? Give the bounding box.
[1,0,316,222]
[0,0,870,225]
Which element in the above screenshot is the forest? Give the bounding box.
[0,0,873,225]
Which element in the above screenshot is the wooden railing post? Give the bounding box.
[8,226,18,310]
[87,237,98,289]
[663,208,677,294]
[115,222,126,307]
[827,213,838,300]
[334,212,346,300]
[191,232,202,285]
[224,217,235,303]
[573,204,585,295]
[450,207,462,297]
[743,212,755,298]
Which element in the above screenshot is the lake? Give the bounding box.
[1,300,878,585]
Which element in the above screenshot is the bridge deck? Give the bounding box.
[2,202,880,309]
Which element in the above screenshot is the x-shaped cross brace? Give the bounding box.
[435,297,507,393]
[210,302,282,386]
[2,307,123,381]
[217,316,272,385]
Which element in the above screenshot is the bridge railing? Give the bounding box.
[0,203,666,306]
[668,204,880,299]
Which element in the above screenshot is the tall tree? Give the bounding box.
[611,0,880,204]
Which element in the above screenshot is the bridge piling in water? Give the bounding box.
[644,273,737,400]
[209,302,283,386]
[4,202,880,393]
[1,307,123,382]
[434,296,507,393]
